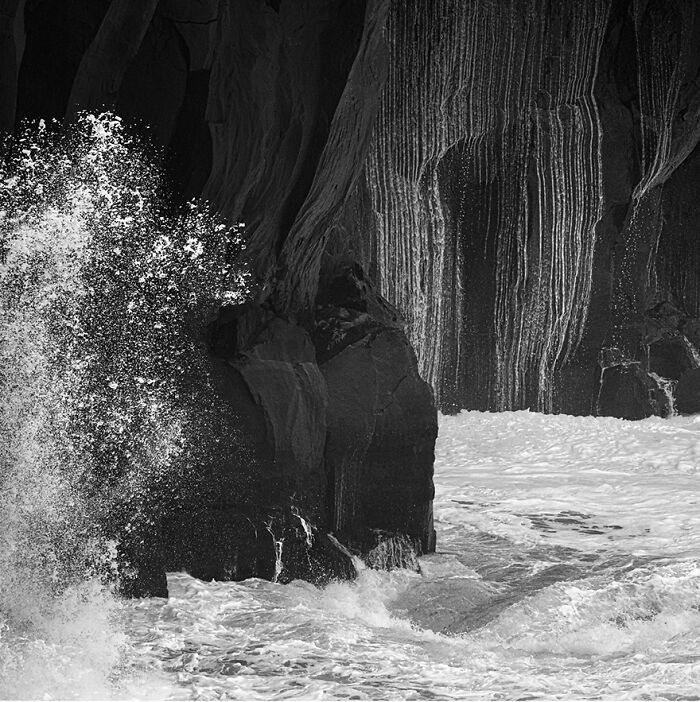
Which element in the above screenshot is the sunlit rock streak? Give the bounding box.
[632,0,698,201]
[683,336,700,368]
[365,0,608,411]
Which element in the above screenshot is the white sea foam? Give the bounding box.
[436,411,700,557]
[106,411,700,700]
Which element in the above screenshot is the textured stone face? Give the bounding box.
[203,0,378,292]
[315,267,437,554]
[196,274,437,584]
[9,1,700,416]
[361,0,610,414]
[350,0,700,416]
[597,364,657,420]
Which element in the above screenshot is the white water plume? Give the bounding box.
[265,520,285,585]
[0,114,247,698]
[648,371,677,417]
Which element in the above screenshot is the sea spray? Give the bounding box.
[0,114,247,697]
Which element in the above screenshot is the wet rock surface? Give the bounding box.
[597,364,659,420]
[173,273,437,590]
[316,267,437,555]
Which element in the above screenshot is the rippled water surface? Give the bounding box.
[5,411,700,699]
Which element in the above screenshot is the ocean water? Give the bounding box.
[5,411,700,700]
[2,120,699,699]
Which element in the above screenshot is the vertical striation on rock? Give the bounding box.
[356,0,700,416]
[363,0,609,412]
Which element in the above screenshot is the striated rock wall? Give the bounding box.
[350,0,700,417]
[360,0,609,414]
[9,2,698,415]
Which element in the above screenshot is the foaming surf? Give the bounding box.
[114,411,700,700]
[0,115,246,700]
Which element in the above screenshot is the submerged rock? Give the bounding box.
[363,530,422,572]
[117,526,169,599]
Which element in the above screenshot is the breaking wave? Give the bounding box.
[0,115,247,698]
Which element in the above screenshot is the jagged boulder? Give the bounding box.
[188,302,350,584]
[164,509,277,583]
[315,267,437,555]
[159,290,437,587]
[648,337,695,381]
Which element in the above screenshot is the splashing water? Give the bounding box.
[364,533,421,572]
[291,506,314,548]
[649,372,678,417]
[683,335,700,369]
[265,520,285,585]
[110,410,700,700]
[0,115,247,699]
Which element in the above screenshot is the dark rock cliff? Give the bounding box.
[2,0,699,594]
[342,0,700,417]
[2,0,437,595]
